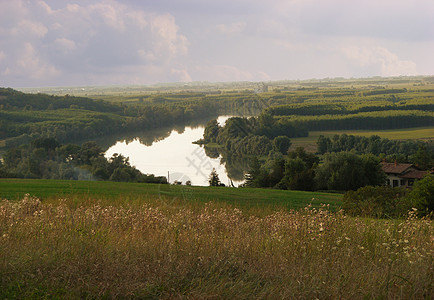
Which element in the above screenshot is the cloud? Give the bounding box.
[170,68,192,82]
[216,22,246,35]
[12,20,48,38]
[341,45,417,77]
[193,65,270,82]
[150,13,188,57]
[53,38,76,54]
[0,0,189,86]
[89,3,126,30]
[1,42,59,80]
[0,0,432,86]
[291,0,434,41]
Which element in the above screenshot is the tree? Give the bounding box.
[31,137,59,153]
[203,119,220,143]
[76,141,104,165]
[317,135,330,154]
[412,145,434,170]
[284,158,316,191]
[0,160,10,178]
[109,167,134,182]
[257,112,275,135]
[218,117,250,141]
[244,157,269,188]
[288,147,319,169]
[273,136,291,155]
[315,152,385,191]
[405,176,434,216]
[268,158,285,187]
[208,168,221,186]
[362,154,386,186]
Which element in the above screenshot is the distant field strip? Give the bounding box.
[290,126,434,152]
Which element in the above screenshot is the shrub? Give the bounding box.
[405,175,434,217]
[343,185,408,218]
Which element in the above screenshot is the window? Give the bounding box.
[393,180,399,187]
[400,179,406,186]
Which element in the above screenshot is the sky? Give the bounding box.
[0,0,433,87]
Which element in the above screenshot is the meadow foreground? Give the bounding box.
[1,195,432,299]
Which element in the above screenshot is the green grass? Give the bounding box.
[0,178,342,212]
[290,126,434,152]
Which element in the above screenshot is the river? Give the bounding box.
[105,116,244,186]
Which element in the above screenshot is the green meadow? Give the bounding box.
[0,179,342,213]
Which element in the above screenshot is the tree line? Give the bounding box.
[1,83,432,149]
[265,99,434,117]
[0,88,220,148]
[317,134,433,169]
[242,148,386,192]
[0,137,166,183]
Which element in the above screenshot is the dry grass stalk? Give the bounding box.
[1,195,432,298]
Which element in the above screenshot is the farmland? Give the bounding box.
[290,126,434,152]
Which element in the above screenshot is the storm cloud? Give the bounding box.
[1,0,433,87]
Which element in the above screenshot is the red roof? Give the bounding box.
[381,162,414,174]
[400,170,430,179]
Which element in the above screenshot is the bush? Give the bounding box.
[405,175,434,217]
[343,185,408,218]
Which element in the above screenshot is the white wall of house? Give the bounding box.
[385,175,409,187]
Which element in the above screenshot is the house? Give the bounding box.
[381,162,430,188]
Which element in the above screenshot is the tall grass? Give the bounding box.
[1,195,432,298]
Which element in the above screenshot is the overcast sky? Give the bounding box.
[1,0,433,87]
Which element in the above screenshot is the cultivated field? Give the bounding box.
[290,126,434,153]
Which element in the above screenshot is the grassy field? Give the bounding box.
[290,126,434,152]
[0,179,342,214]
[0,193,432,298]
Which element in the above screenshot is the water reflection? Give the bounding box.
[105,116,245,186]
[90,116,220,150]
